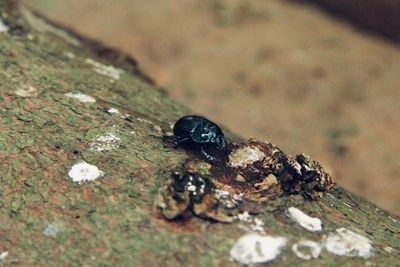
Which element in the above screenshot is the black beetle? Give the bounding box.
[173,115,230,162]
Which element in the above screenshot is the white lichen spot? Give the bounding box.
[43,223,60,237]
[324,228,372,258]
[230,233,287,264]
[85,58,123,80]
[252,218,265,233]
[229,146,266,168]
[107,107,120,114]
[292,240,322,260]
[235,211,265,233]
[65,92,96,103]
[90,133,121,152]
[287,207,322,232]
[68,162,104,184]
[15,86,37,97]
[96,133,120,143]
[389,216,399,224]
[213,189,243,208]
[0,251,8,261]
[236,211,252,222]
[0,19,9,33]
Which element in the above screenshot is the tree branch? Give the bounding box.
[0,1,398,266]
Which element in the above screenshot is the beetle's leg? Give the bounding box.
[224,138,232,154]
[174,137,191,148]
[200,145,217,162]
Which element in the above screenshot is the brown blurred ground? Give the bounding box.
[26,0,400,214]
[302,0,400,42]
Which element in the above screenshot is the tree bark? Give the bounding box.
[0,1,399,266]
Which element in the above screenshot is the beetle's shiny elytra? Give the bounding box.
[173,115,230,162]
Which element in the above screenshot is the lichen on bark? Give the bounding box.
[0,1,399,266]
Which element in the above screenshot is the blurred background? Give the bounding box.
[25,0,400,214]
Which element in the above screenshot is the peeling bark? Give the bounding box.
[0,1,399,266]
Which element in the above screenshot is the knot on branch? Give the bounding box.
[156,138,334,222]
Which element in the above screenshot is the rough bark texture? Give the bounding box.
[0,1,399,266]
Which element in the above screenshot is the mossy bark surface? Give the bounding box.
[0,1,399,266]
